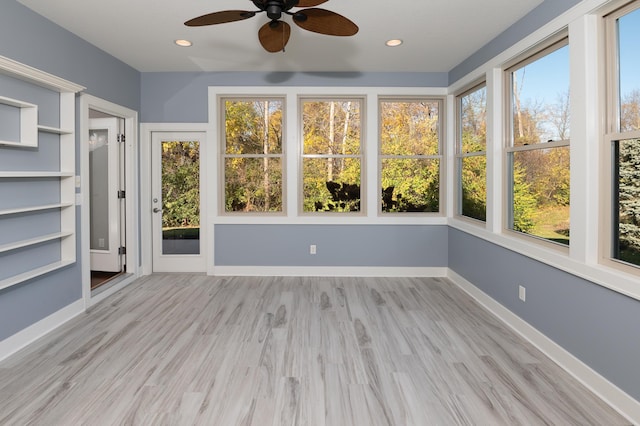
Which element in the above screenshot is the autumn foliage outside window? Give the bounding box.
[301,99,363,213]
[379,99,441,213]
[223,98,284,213]
[457,85,487,221]
[506,39,570,245]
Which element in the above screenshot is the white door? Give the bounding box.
[151,132,206,272]
[89,118,124,272]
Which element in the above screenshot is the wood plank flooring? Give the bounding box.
[0,275,630,425]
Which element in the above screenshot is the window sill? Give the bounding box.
[449,217,640,303]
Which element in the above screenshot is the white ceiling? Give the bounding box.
[18,0,543,73]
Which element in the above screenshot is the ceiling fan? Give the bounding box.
[184,0,358,53]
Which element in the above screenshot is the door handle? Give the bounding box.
[153,207,162,213]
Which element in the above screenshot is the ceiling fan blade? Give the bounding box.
[258,21,291,52]
[293,8,358,36]
[296,0,328,7]
[184,10,255,27]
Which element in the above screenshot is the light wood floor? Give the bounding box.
[0,275,630,425]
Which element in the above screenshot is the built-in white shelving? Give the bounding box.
[0,231,74,254]
[38,125,73,135]
[0,171,74,178]
[0,95,38,148]
[0,202,74,217]
[0,260,76,292]
[0,54,85,290]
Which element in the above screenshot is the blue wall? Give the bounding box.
[448,228,640,401]
[449,0,581,84]
[0,0,140,111]
[140,71,447,123]
[215,224,448,267]
[0,1,140,341]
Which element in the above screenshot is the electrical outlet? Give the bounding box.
[310,244,317,255]
[518,285,526,302]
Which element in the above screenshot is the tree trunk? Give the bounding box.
[263,101,270,211]
[328,101,335,181]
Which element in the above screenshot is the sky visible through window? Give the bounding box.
[619,7,640,100]
[513,44,569,142]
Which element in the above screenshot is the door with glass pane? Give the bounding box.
[151,132,205,272]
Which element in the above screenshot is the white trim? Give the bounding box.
[212,266,447,277]
[0,55,85,93]
[447,269,640,425]
[0,299,84,363]
[140,123,211,275]
[449,217,640,302]
[85,274,138,307]
[80,94,140,306]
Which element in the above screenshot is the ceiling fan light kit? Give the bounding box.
[184,0,358,52]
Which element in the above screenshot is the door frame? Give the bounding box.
[140,123,210,275]
[80,94,140,308]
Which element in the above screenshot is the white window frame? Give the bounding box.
[378,96,444,215]
[504,35,571,248]
[219,95,286,216]
[299,96,366,216]
[602,0,640,274]
[455,82,487,223]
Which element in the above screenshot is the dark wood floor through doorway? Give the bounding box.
[90,270,121,290]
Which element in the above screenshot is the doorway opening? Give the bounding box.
[80,94,139,307]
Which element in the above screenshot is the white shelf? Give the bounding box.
[0,171,74,178]
[0,95,37,148]
[0,260,75,292]
[0,57,81,291]
[38,125,73,135]
[0,231,73,254]
[0,202,73,217]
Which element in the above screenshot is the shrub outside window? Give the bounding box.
[301,98,363,213]
[457,84,487,221]
[505,39,570,245]
[222,98,284,213]
[379,99,442,213]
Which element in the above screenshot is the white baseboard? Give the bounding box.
[0,299,84,363]
[447,269,640,425]
[212,266,447,277]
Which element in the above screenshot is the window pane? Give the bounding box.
[614,138,640,266]
[225,158,283,212]
[161,141,200,255]
[303,157,361,212]
[380,101,439,155]
[510,147,570,244]
[381,159,439,212]
[225,99,283,154]
[302,100,361,155]
[461,87,487,153]
[510,45,570,146]
[618,8,640,132]
[461,155,487,221]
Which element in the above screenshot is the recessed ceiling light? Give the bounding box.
[385,39,403,47]
[175,39,193,47]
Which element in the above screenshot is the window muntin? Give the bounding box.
[301,98,363,213]
[379,99,442,213]
[506,39,570,245]
[222,98,284,213]
[606,3,640,268]
[457,84,487,221]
